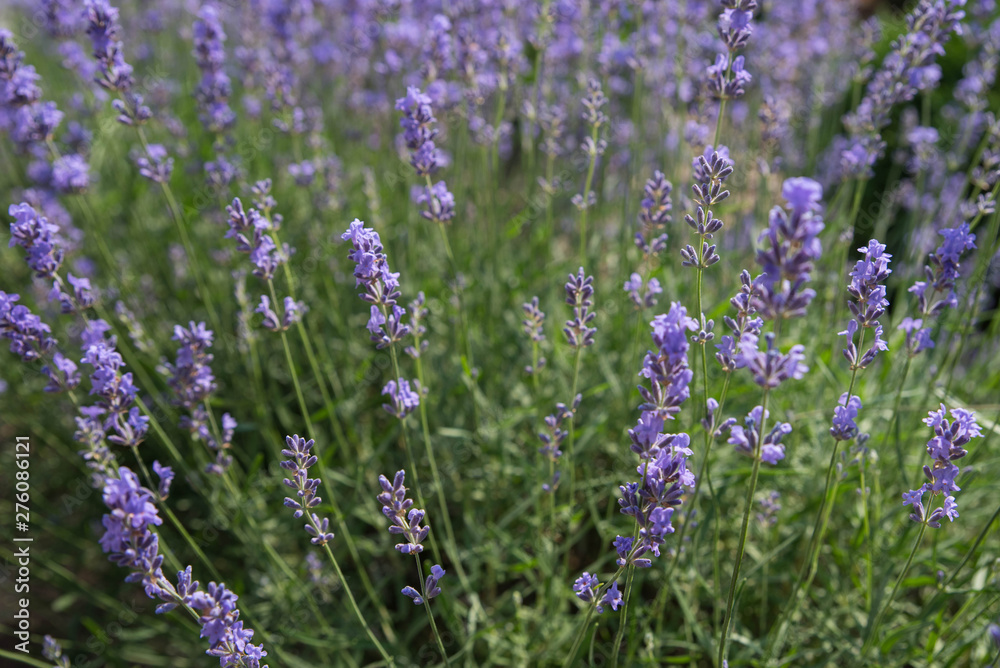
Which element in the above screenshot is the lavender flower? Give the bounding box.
[909,223,977,320]
[902,404,982,527]
[42,352,80,393]
[280,434,335,546]
[382,378,420,419]
[404,292,429,360]
[841,0,966,178]
[226,197,288,280]
[564,267,596,348]
[715,270,764,372]
[50,274,96,314]
[635,170,672,257]
[727,406,792,465]
[624,274,662,309]
[136,145,173,183]
[377,470,429,554]
[42,635,70,668]
[706,0,756,100]
[756,491,781,527]
[898,317,935,356]
[572,572,622,613]
[538,397,578,491]
[152,460,174,499]
[9,202,63,279]
[192,4,236,134]
[638,303,697,420]
[83,0,150,125]
[99,467,165,595]
[52,153,90,193]
[395,87,441,176]
[682,146,733,270]
[165,321,216,410]
[401,564,445,605]
[754,178,825,320]
[256,295,306,332]
[840,239,892,370]
[830,393,863,442]
[0,291,57,362]
[341,220,409,343]
[741,333,808,388]
[522,296,546,343]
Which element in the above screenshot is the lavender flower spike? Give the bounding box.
[402,564,446,605]
[377,470,429,554]
[903,405,982,528]
[727,406,792,465]
[839,239,892,370]
[564,267,596,348]
[280,434,335,546]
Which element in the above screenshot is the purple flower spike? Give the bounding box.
[564,267,597,348]
[636,171,672,257]
[382,378,420,419]
[377,470,429,555]
[728,406,792,465]
[281,434,335,546]
[1,292,57,362]
[9,202,64,279]
[904,404,982,528]
[830,393,863,442]
[840,239,892,369]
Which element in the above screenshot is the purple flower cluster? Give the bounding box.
[910,222,977,313]
[624,274,662,309]
[756,491,781,527]
[81,320,147,449]
[101,469,268,666]
[715,270,764,372]
[83,0,150,125]
[638,303,697,420]
[401,564,446,605]
[522,296,546,343]
[564,267,596,348]
[165,321,217,411]
[754,178,825,320]
[706,0,756,100]
[740,333,808,389]
[0,291,57,363]
[726,406,792,465]
[538,396,579,493]
[903,404,982,528]
[255,294,306,332]
[573,572,622,613]
[42,635,70,668]
[635,170,673,257]
[192,4,236,135]
[382,378,421,419]
[9,202,63,279]
[830,393,863,442]
[377,470,429,555]
[404,292,429,360]
[841,0,966,178]
[396,87,455,224]
[682,146,733,270]
[226,195,289,281]
[341,219,408,343]
[280,434,335,546]
[840,240,892,369]
[136,144,173,184]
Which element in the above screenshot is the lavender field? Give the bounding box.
[1,0,999,666]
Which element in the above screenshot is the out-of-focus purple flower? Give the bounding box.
[377,469,429,555]
[416,180,455,223]
[136,145,173,183]
[152,460,173,499]
[42,351,80,393]
[841,0,966,178]
[50,273,96,314]
[728,405,792,465]
[682,147,733,270]
[741,333,808,388]
[898,317,935,356]
[52,153,90,193]
[0,291,57,362]
[226,196,288,280]
[522,296,546,343]
[624,274,662,309]
[256,294,306,332]
[904,404,982,527]
[754,178,825,320]
[636,170,672,256]
[756,491,781,527]
[396,87,443,177]
[564,267,596,348]
[42,635,70,668]
[830,393,863,442]
[382,378,420,419]
[192,4,236,134]
[909,223,977,323]
[288,160,316,187]
[165,321,216,410]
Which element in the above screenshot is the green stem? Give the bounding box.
[579,123,600,265]
[718,385,771,666]
[416,554,451,667]
[611,564,636,668]
[861,519,929,661]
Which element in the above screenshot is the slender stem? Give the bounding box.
[320,541,395,666]
[718,385,770,666]
[564,344,584,575]
[859,459,873,611]
[579,123,600,265]
[879,355,912,484]
[563,604,598,668]
[416,554,451,667]
[611,564,636,668]
[861,519,929,661]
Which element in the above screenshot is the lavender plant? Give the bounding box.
[1,3,999,667]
